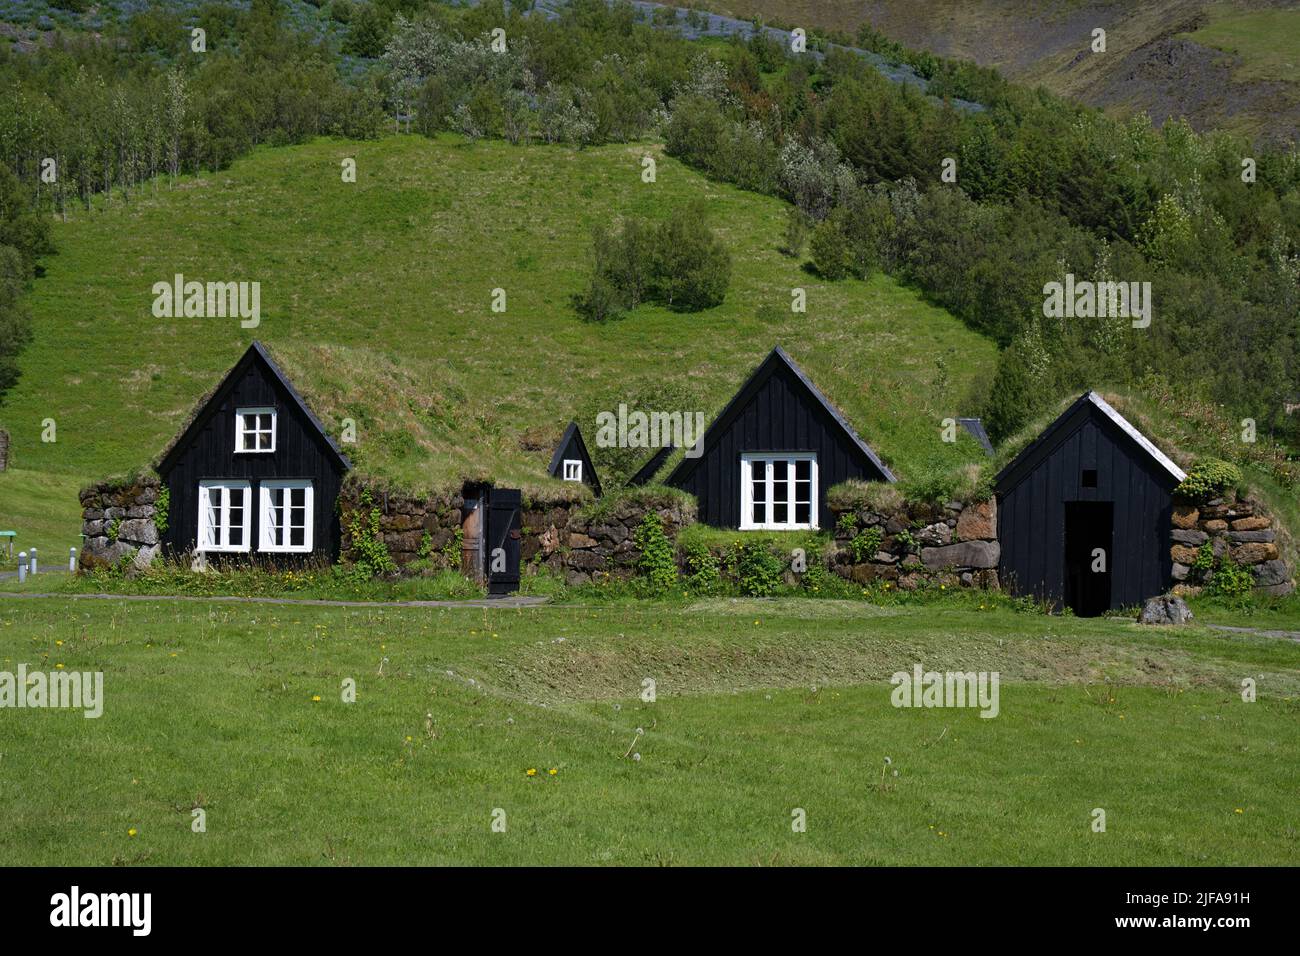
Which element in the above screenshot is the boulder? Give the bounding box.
[849,564,876,584]
[1170,562,1190,581]
[118,518,158,546]
[1169,544,1200,565]
[1228,530,1274,544]
[1171,505,1199,529]
[1203,518,1229,533]
[564,569,590,587]
[872,551,897,565]
[920,540,999,570]
[1230,515,1270,532]
[917,522,952,547]
[1231,542,1277,565]
[1255,581,1295,597]
[1137,595,1194,626]
[567,532,598,549]
[1252,560,1291,588]
[955,499,996,540]
[1170,529,1208,547]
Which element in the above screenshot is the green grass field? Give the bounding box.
[1,594,1296,865]
[1183,6,1300,82]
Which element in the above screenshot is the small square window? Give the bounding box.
[236,407,276,453]
[1082,469,1098,488]
[562,459,582,483]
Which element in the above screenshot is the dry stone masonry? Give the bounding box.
[79,476,162,571]
[1170,494,1293,597]
[829,497,1001,590]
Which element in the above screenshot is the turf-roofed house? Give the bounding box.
[666,346,895,530]
[156,342,351,563]
[547,421,602,497]
[994,391,1186,616]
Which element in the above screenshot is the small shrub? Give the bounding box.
[728,540,784,596]
[681,539,721,594]
[634,513,678,594]
[1177,458,1243,503]
[153,486,170,536]
[345,490,397,577]
[849,525,883,563]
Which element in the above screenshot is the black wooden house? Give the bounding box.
[547,421,601,497]
[156,342,351,562]
[667,346,895,530]
[994,391,1185,615]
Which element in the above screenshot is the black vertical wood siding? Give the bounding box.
[160,359,346,561]
[672,361,890,529]
[996,403,1176,610]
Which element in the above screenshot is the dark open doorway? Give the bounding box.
[1064,502,1113,616]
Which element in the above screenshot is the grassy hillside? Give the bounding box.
[699,0,1300,142]
[0,134,995,508]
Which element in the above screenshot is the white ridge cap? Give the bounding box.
[1086,391,1186,483]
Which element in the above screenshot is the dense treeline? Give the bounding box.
[2,0,1297,457]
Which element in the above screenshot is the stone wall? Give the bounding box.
[337,482,695,583]
[0,428,9,471]
[525,496,696,585]
[79,476,162,571]
[337,485,468,570]
[1170,495,1293,597]
[828,498,1000,590]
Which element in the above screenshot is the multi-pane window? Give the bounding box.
[260,480,313,553]
[198,481,251,552]
[740,454,817,530]
[562,459,583,482]
[235,407,276,453]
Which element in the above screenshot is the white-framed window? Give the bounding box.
[259,480,314,553]
[235,407,276,453]
[562,459,583,482]
[198,480,251,552]
[740,453,817,530]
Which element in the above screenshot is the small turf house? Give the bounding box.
[667,346,895,530]
[156,342,351,561]
[994,391,1186,615]
[547,421,602,497]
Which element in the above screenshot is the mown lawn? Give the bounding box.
[1,595,1296,865]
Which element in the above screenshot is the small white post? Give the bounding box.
[69,547,77,572]
[29,547,36,575]
[17,551,26,583]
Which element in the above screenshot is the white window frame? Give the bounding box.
[562,459,583,482]
[235,406,276,454]
[739,453,818,530]
[198,480,252,552]
[259,480,314,553]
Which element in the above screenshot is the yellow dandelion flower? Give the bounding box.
[55,640,63,646]
[1234,808,1243,814]
[526,768,537,777]
[548,768,558,776]
[128,828,137,837]
[55,663,64,670]
[311,695,321,702]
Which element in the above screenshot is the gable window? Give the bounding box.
[260,480,314,553]
[235,407,276,453]
[199,480,251,552]
[740,454,817,530]
[562,459,583,483]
